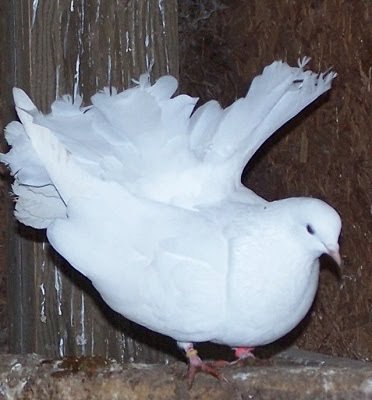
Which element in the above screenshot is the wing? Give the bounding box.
[12,114,228,340]
[190,58,336,184]
[47,189,228,342]
[1,59,336,228]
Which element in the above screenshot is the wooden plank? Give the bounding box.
[1,0,37,355]
[1,352,372,399]
[4,0,178,362]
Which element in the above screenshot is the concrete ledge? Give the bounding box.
[1,349,371,399]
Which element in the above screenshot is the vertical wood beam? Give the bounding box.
[3,0,178,362]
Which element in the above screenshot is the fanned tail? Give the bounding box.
[15,108,101,205]
[1,75,196,226]
[1,58,336,228]
[0,90,64,227]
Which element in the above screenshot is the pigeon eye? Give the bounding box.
[306,224,315,235]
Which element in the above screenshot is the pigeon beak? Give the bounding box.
[326,244,342,267]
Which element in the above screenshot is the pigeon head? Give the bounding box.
[276,198,342,266]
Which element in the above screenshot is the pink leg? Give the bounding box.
[227,346,256,366]
[234,346,255,360]
[177,342,255,386]
[183,344,229,387]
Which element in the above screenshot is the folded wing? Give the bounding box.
[15,113,228,339]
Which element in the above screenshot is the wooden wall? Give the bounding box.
[0,0,178,361]
[179,0,371,360]
[1,0,370,363]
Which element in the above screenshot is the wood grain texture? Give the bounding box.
[1,352,372,399]
[179,0,371,361]
[3,0,178,362]
[0,0,12,352]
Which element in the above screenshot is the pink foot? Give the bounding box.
[230,347,255,365]
[178,342,255,386]
[235,346,255,360]
[184,347,229,387]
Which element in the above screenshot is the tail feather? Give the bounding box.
[0,121,51,186]
[161,95,198,139]
[189,100,223,159]
[12,88,38,114]
[12,182,66,228]
[16,108,100,205]
[147,75,178,100]
[1,59,337,228]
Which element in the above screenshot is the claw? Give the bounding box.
[184,346,229,387]
[186,360,229,387]
[180,344,255,387]
[229,346,255,366]
[234,346,255,360]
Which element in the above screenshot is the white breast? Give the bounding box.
[215,235,320,347]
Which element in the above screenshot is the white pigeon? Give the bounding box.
[1,58,341,384]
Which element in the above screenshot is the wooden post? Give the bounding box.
[2,0,178,362]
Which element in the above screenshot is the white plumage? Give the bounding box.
[1,59,341,378]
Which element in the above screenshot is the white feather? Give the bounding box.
[1,60,342,356]
[2,60,336,225]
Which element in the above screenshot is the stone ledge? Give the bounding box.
[0,349,371,399]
